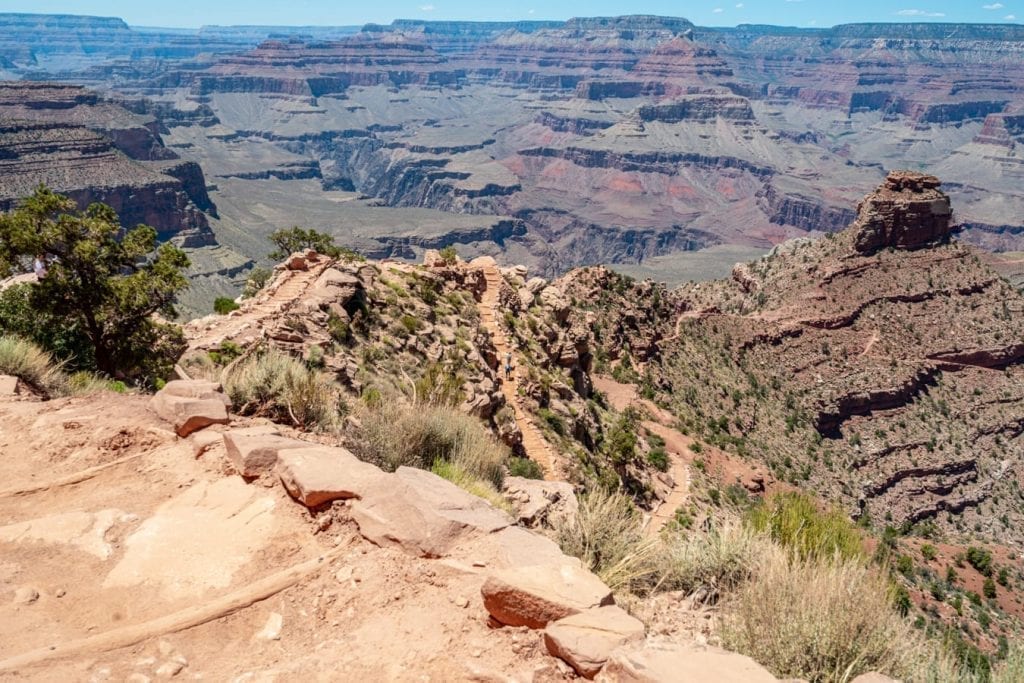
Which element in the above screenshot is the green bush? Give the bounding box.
[508,456,545,480]
[984,577,997,600]
[647,447,669,472]
[242,267,272,298]
[213,297,240,314]
[966,547,994,576]
[438,245,458,265]
[745,492,865,562]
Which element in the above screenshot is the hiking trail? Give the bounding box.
[477,263,558,480]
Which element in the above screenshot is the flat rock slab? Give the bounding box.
[149,392,230,437]
[224,430,309,477]
[545,606,645,678]
[350,466,512,559]
[0,374,18,395]
[161,379,231,405]
[277,446,386,508]
[596,641,779,683]
[481,562,614,629]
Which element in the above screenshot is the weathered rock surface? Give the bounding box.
[852,171,953,255]
[276,446,386,507]
[350,466,512,558]
[503,476,578,528]
[481,562,614,629]
[149,381,230,437]
[596,640,779,682]
[223,428,309,477]
[544,606,645,678]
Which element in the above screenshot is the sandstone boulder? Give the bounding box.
[503,476,578,528]
[277,446,387,507]
[545,606,646,678]
[286,253,308,271]
[526,276,548,294]
[540,286,571,323]
[161,379,231,406]
[481,562,614,629]
[149,381,230,437]
[223,429,310,477]
[596,641,779,682]
[350,466,512,558]
[423,249,447,268]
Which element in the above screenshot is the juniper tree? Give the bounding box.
[0,185,189,381]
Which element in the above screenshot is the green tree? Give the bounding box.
[268,226,341,260]
[0,186,189,381]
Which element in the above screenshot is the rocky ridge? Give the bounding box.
[635,171,1024,537]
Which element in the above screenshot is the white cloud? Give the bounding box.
[528,8,535,14]
[982,3,1004,9]
[736,3,744,7]
[419,4,435,10]
[896,9,947,17]
[713,7,724,13]
[1007,13,1018,19]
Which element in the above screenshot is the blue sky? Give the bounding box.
[0,1,1019,28]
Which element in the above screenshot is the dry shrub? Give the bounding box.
[658,521,763,600]
[0,335,68,395]
[355,397,508,489]
[720,545,948,683]
[224,348,338,431]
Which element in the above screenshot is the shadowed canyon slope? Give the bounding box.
[3,14,1024,307]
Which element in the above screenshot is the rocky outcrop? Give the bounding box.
[149,380,231,437]
[637,95,755,123]
[851,171,954,254]
[194,36,464,96]
[0,83,217,246]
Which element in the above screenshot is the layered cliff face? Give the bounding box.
[631,172,1024,539]
[6,13,1024,292]
[0,83,216,246]
[193,35,464,96]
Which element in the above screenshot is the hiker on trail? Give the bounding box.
[33,254,47,279]
[504,351,513,380]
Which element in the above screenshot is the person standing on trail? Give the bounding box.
[33,254,47,279]
[504,351,513,380]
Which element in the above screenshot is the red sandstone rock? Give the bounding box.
[596,640,779,682]
[544,606,645,678]
[480,562,614,629]
[276,446,386,507]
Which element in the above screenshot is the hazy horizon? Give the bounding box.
[0,1,1019,30]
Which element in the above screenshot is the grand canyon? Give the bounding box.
[2,8,1024,683]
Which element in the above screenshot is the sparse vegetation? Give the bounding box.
[213,296,240,314]
[0,334,68,396]
[224,348,340,430]
[353,397,508,491]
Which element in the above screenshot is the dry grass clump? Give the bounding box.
[719,545,948,683]
[0,334,69,395]
[355,397,508,489]
[555,488,762,596]
[224,348,340,431]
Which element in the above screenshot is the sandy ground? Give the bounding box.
[0,392,569,682]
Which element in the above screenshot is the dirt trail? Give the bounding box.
[185,259,331,350]
[477,264,558,480]
[0,393,556,681]
[592,375,691,536]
